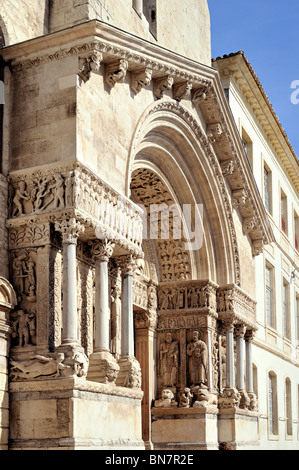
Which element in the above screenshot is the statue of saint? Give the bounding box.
[158,332,179,388]
[187,330,208,386]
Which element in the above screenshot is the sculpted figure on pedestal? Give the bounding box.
[158,331,179,388]
[187,330,208,386]
[11,310,36,347]
[12,181,30,217]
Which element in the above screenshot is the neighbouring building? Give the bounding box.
[0,0,297,451]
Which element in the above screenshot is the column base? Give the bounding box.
[87,350,120,385]
[116,356,142,389]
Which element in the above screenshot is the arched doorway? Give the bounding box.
[129,101,240,449]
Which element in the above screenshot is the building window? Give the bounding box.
[264,165,272,214]
[281,190,288,235]
[285,378,293,436]
[266,264,275,328]
[143,0,157,38]
[294,211,299,251]
[268,372,278,435]
[241,128,253,169]
[283,280,290,339]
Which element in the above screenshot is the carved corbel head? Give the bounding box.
[207,123,223,143]
[105,59,129,88]
[131,67,152,94]
[192,86,208,107]
[78,51,103,82]
[153,75,174,99]
[173,81,193,102]
[252,239,264,257]
[220,159,235,177]
[232,189,247,209]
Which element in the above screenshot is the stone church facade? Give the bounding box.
[0,0,298,451]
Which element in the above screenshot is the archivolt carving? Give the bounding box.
[131,168,192,282]
[131,102,241,285]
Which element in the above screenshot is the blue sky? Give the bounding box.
[208,0,299,159]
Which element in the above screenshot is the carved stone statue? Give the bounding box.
[179,388,193,408]
[158,332,179,388]
[10,353,65,380]
[12,181,30,217]
[187,330,208,386]
[11,310,36,347]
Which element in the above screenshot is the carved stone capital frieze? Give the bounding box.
[55,218,85,245]
[90,239,115,261]
[217,285,257,331]
[234,323,247,338]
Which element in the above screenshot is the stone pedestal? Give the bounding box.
[218,409,259,450]
[152,408,219,450]
[9,377,145,450]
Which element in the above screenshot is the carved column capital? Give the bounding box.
[90,239,115,261]
[55,218,85,245]
[245,328,255,342]
[117,254,144,276]
[221,315,235,333]
[234,323,246,338]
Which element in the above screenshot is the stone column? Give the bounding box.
[87,239,120,385]
[245,330,254,393]
[206,329,214,391]
[135,308,157,450]
[224,319,235,389]
[55,218,84,345]
[245,330,257,411]
[235,324,246,391]
[117,255,142,389]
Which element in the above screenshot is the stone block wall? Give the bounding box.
[0,0,49,45]
[10,56,78,172]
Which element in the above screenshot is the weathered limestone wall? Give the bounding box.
[10,56,78,172]
[233,209,256,298]
[9,381,144,450]
[49,0,211,66]
[0,0,49,45]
